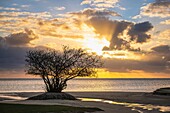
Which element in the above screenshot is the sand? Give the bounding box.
[0,92,170,113]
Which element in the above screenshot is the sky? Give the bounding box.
[0,0,170,78]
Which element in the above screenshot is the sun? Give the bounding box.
[83,37,110,55]
[82,24,110,55]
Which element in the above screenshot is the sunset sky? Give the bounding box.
[0,0,170,78]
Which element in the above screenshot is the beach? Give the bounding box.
[0,91,170,113]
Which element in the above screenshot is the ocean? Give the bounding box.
[0,78,169,92]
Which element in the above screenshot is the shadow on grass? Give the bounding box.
[0,103,103,113]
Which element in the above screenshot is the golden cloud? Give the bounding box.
[160,19,170,24]
[140,0,170,18]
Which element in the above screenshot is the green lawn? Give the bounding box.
[0,103,103,113]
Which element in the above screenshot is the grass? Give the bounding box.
[0,103,103,113]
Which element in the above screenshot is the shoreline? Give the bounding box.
[0,91,170,105]
[0,91,170,113]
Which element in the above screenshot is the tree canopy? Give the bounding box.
[25,46,102,92]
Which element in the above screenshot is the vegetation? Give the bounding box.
[0,103,103,113]
[25,46,102,92]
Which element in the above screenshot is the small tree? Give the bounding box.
[25,46,102,92]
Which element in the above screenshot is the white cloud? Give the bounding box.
[12,3,18,6]
[21,5,30,8]
[81,0,123,9]
[0,11,51,18]
[0,7,20,11]
[54,7,65,11]
[132,15,141,19]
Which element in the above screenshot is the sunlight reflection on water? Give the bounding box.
[79,98,170,113]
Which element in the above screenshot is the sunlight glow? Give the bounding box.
[82,24,110,55]
[84,37,110,55]
[81,24,141,60]
[102,50,141,60]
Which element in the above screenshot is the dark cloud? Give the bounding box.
[0,47,28,77]
[103,50,170,74]
[133,21,153,32]
[0,29,40,77]
[151,45,170,69]
[0,46,50,77]
[152,45,170,53]
[0,47,27,69]
[5,29,38,46]
[103,46,170,74]
[128,21,153,43]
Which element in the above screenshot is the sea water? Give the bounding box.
[0,78,169,92]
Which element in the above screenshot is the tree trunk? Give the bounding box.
[42,76,67,93]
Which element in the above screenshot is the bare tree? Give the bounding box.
[25,46,102,92]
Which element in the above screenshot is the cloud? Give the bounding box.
[0,8,119,43]
[85,16,153,50]
[113,21,153,50]
[0,10,86,40]
[0,45,38,77]
[0,7,20,11]
[81,0,126,11]
[0,8,153,53]
[133,21,153,32]
[54,7,65,11]
[0,11,51,18]
[150,45,170,72]
[85,17,131,50]
[104,57,170,73]
[140,0,170,18]
[69,8,121,18]
[4,29,38,46]
[103,45,170,73]
[157,29,170,39]
[0,46,48,76]
[81,0,120,9]
[12,3,18,6]
[86,17,131,38]
[40,32,84,39]
[21,5,30,8]
[127,21,153,43]
[151,45,170,53]
[0,47,27,70]
[160,19,170,24]
[132,15,142,19]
